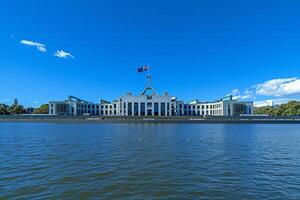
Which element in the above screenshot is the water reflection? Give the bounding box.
[0,123,300,199]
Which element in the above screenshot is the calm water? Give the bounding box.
[1,123,300,199]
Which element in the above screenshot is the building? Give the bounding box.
[49,86,253,117]
[49,96,100,116]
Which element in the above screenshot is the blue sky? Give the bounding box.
[1,0,300,107]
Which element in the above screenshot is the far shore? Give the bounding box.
[1,115,300,124]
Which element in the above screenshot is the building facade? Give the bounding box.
[49,87,253,117]
[49,96,100,116]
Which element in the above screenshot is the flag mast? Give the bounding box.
[147,64,151,88]
[139,64,157,96]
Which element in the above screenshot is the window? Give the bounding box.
[140,103,145,116]
[154,103,159,116]
[128,102,132,116]
[147,109,152,116]
[134,102,138,116]
[192,110,196,116]
[161,103,165,116]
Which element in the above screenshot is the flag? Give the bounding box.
[137,66,149,73]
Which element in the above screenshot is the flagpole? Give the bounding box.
[147,64,150,88]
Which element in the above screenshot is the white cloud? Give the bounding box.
[20,40,46,52]
[228,89,240,100]
[229,77,300,103]
[1,99,11,103]
[54,50,74,59]
[255,77,300,97]
[254,97,300,107]
[254,99,274,107]
[229,88,253,100]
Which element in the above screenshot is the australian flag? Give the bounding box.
[137,66,149,73]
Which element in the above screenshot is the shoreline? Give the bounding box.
[1,116,300,124]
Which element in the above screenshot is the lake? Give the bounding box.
[1,123,300,199]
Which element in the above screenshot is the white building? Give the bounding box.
[49,96,100,116]
[49,87,253,117]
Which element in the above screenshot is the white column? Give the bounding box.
[165,103,168,116]
[132,102,134,116]
[152,102,154,116]
[158,102,161,116]
[138,102,141,116]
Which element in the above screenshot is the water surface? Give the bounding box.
[1,123,300,199]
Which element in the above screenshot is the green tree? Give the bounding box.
[9,104,26,115]
[33,104,49,114]
[0,104,10,115]
[254,101,300,116]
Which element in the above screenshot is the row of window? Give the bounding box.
[75,102,223,112]
[122,102,171,116]
[180,103,223,110]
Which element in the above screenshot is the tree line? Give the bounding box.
[254,101,300,116]
[0,103,49,115]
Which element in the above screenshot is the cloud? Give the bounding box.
[230,89,239,96]
[229,89,253,100]
[255,77,300,97]
[254,99,274,107]
[229,77,300,103]
[54,50,74,59]
[20,40,46,52]
[254,97,300,107]
[2,99,11,103]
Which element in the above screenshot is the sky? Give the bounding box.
[1,0,300,107]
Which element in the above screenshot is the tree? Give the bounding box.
[9,104,26,115]
[0,104,10,115]
[254,101,300,116]
[33,104,49,114]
